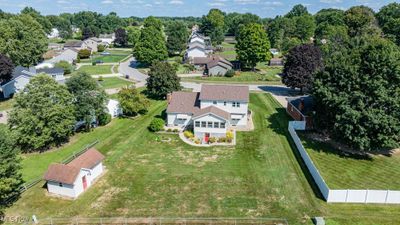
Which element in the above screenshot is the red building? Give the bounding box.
[286,96,315,130]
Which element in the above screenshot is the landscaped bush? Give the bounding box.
[98,76,104,81]
[218,137,227,143]
[173,129,179,133]
[97,44,105,52]
[225,69,235,77]
[92,61,97,66]
[78,49,91,59]
[167,128,172,132]
[184,131,194,139]
[226,131,234,143]
[55,60,73,75]
[194,138,201,144]
[148,118,165,132]
[209,137,217,143]
[98,113,112,126]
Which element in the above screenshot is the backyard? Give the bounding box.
[72,65,114,76]
[80,50,131,63]
[0,98,15,111]
[182,67,282,85]
[97,77,135,89]
[5,93,400,225]
[299,133,400,190]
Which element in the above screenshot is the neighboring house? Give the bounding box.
[47,28,60,39]
[0,66,65,98]
[107,99,123,118]
[286,96,315,130]
[43,148,105,199]
[166,85,249,143]
[48,43,63,51]
[47,48,79,64]
[185,32,213,60]
[269,48,279,55]
[64,40,88,51]
[186,45,207,59]
[84,37,103,52]
[188,40,205,49]
[269,58,284,66]
[190,34,205,44]
[192,56,233,76]
[99,33,116,45]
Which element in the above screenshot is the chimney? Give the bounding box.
[298,98,305,112]
[167,93,172,104]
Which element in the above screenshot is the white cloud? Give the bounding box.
[169,0,183,5]
[320,0,343,3]
[101,0,113,4]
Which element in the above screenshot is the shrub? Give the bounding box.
[226,131,234,143]
[148,118,164,132]
[55,61,73,75]
[218,137,227,143]
[167,128,172,132]
[173,129,179,133]
[98,113,112,126]
[98,44,105,52]
[194,138,201,144]
[225,69,235,77]
[184,131,194,139]
[209,137,217,143]
[78,49,91,59]
[98,76,104,81]
[92,61,97,66]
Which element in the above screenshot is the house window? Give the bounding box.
[213,101,217,105]
[201,121,206,128]
[59,183,63,187]
[195,121,200,127]
[224,102,227,106]
[232,102,236,107]
[220,122,226,128]
[207,122,213,128]
[237,102,240,107]
[214,122,219,128]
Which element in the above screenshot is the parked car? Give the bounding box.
[95,60,104,64]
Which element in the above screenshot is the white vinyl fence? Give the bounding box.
[288,121,400,204]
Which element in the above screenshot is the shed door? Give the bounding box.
[82,176,87,190]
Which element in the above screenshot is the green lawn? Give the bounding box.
[182,67,282,84]
[0,98,15,111]
[299,133,400,190]
[73,65,113,76]
[6,93,400,224]
[98,77,134,89]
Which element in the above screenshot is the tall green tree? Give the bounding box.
[225,13,261,36]
[146,61,181,99]
[115,28,128,46]
[236,23,271,70]
[200,9,225,45]
[134,17,168,65]
[126,26,141,47]
[0,14,47,67]
[285,4,310,18]
[377,3,400,45]
[117,87,150,116]
[282,44,324,93]
[166,21,189,56]
[0,125,23,208]
[21,7,52,34]
[313,37,400,151]
[9,75,76,152]
[66,73,107,131]
[344,6,380,37]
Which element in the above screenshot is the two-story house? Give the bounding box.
[166,85,249,142]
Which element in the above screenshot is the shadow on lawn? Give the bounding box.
[267,107,325,201]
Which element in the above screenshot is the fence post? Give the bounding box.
[385,190,389,204]
[365,189,369,203]
[345,189,349,202]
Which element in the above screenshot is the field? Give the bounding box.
[98,77,134,89]
[6,93,400,224]
[73,65,113,76]
[182,67,282,84]
[299,133,400,190]
[81,50,131,63]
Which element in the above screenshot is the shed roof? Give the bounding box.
[43,148,104,185]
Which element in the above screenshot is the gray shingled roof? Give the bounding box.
[193,106,230,120]
[199,85,249,102]
[166,92,200,114]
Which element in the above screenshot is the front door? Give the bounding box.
[204,133,210,143]
[82,176,87,190]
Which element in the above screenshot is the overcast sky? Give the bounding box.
[0,0,398,17]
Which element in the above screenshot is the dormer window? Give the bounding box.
[213,101,217,105]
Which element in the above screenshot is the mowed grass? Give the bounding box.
[98,77,134,89]
[0,98,15,111]
[182,67,282,84]
[6,93,400,224]
[73,65,113,76]
[299,133,400,190]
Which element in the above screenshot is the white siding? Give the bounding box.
[200,100,248,126]
[209,66,228,76]
[47,181,76,198]
[193,114,228,140]
[190,37,205,43]
[167,113,192,127]
[187,48,206,58]
[88,162,103,184]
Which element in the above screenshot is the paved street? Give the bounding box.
[117,57,296,107]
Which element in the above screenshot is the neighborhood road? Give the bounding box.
[117,57,296,107]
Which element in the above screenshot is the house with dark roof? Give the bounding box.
[1,66,65,98]
[166,85,249,143]
[192,56,233,76]
[43,148,105,198]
